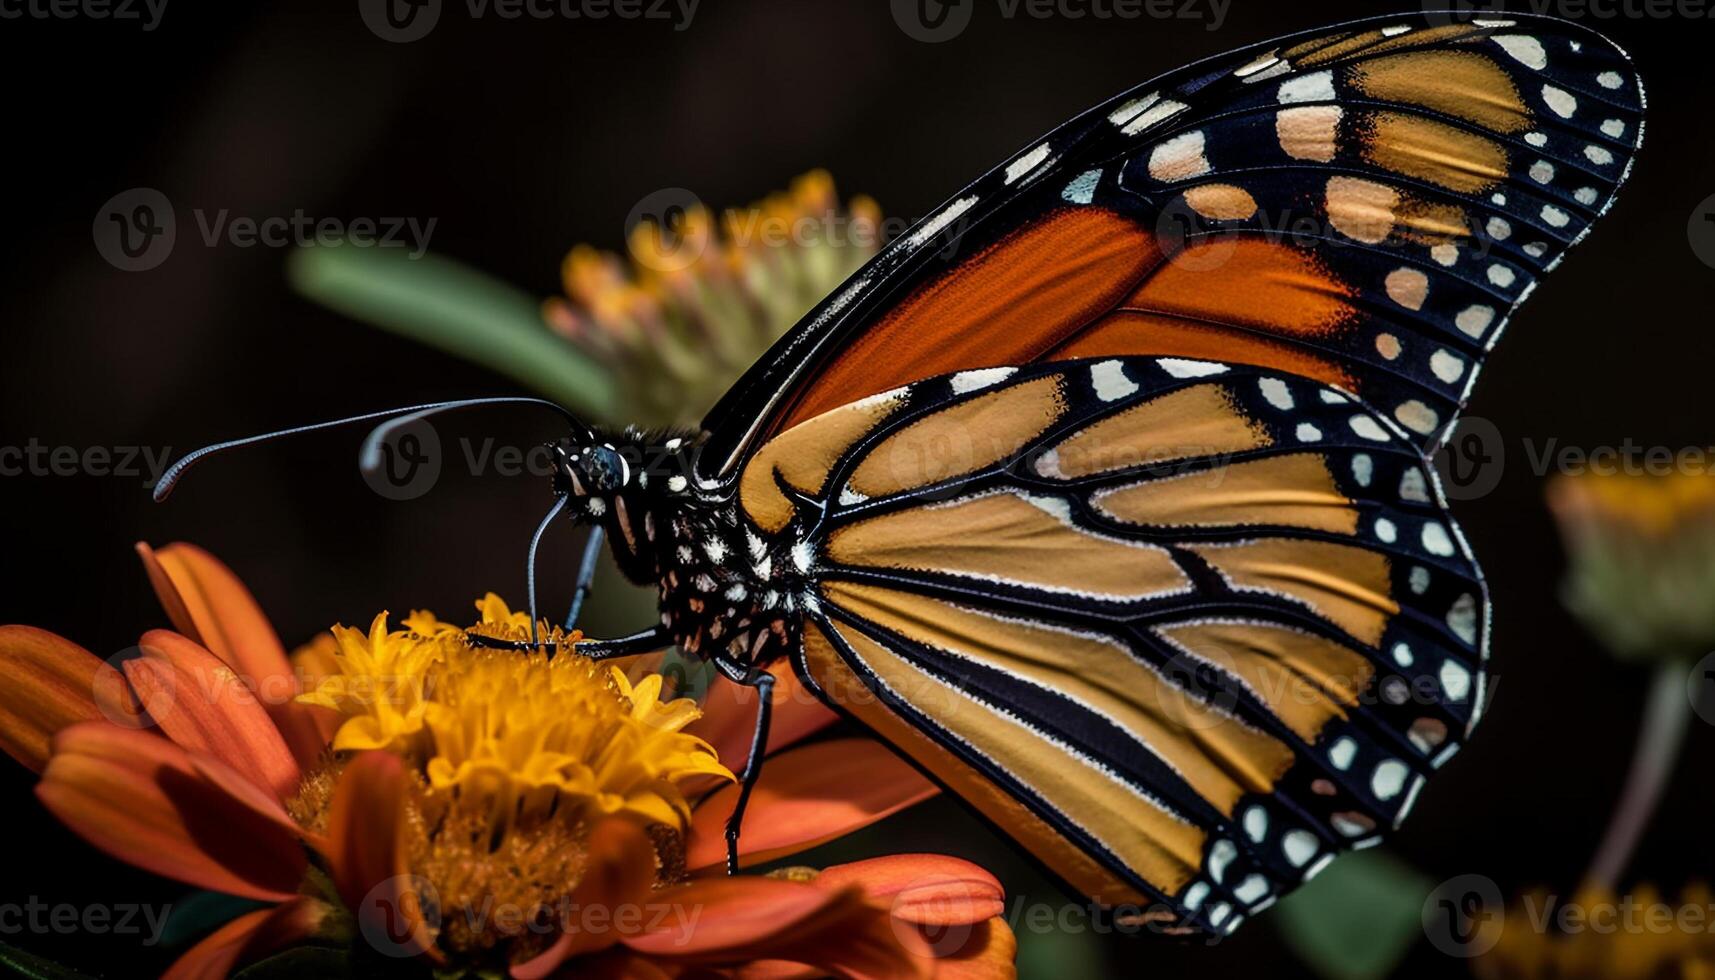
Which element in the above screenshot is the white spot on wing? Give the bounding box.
[1258,378,1294,410]
[1148,130,1211,182]
[950,366,1017,394]
[1455,305,1494,338]
[1107,92,1160,128]
[1062,169,1100,205]
[1492,35,1547,70]
[1431,350,1466,384]
[1090,360,1139,401]
[1541,84,1577,118]
[1371,760,1408,800]
[907,195,978,249]
[1277,70,1335,104]
[1421,522,1456,556]
[1156,357,1227,378]
[1440,660,1473,701]
[1122,97,1188,135]
[1005,142,1053,185]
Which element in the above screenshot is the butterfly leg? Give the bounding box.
[711,657,774,875]
[576,626,671,660]
[564,525,606,630]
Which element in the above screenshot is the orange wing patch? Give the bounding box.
[740,387,907,533]
[826,491,1189,601]
[1186,539,1398,647]
[803,617,1206,902]
[848,375,1066,498]
[824,580,1297,812]
[1092,453,1358,534]
[1044,239,1363,392]
[1156,621,1376,743]
[778,208,1161,432]
[1035,382,1271,480]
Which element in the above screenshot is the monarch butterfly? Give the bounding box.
[159,12,1642,938]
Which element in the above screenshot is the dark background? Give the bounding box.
[2,1,1712,976]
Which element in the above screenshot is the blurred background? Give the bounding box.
[2,0,1713,976]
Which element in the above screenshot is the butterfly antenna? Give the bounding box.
[154,397,590,502]
[526,493,570,649]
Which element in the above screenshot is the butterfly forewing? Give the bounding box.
[748,357,1485,935]
[699,13,1643,476]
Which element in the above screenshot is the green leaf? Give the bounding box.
[1274,848,1432,980]
[0,941,96,980]
[156,891,270,948]
[287,245,616,421]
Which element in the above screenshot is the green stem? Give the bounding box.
[1585,659,1694,891]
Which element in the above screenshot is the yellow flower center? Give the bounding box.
[297,593,730,831]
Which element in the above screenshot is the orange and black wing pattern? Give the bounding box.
[700,13,1643,476]
[714,12,1642,940]
[742,357,1486,936]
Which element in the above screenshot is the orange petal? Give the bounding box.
[628,877,929,980]
[325,751,440,964]
[690,662,838,768]
[686,739,939,873]
[185,749,318,847]
[814,854,1005,927]
[0,625,136,772]
[162,897,332,980]
[37,722,305,901]
[129,630,300,801]
[511,818,661,979]
[137,542,326,766]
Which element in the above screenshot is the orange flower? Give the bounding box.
[543,170,885,427]
[0,543,1013,978]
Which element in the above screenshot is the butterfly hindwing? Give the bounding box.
[699,13,1642,476]
[745,357,1487,935]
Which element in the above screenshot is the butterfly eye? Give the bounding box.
[574,445,629,493]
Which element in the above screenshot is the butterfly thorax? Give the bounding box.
[554,431,799,666]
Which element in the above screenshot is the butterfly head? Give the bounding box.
[553,440,633,500]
